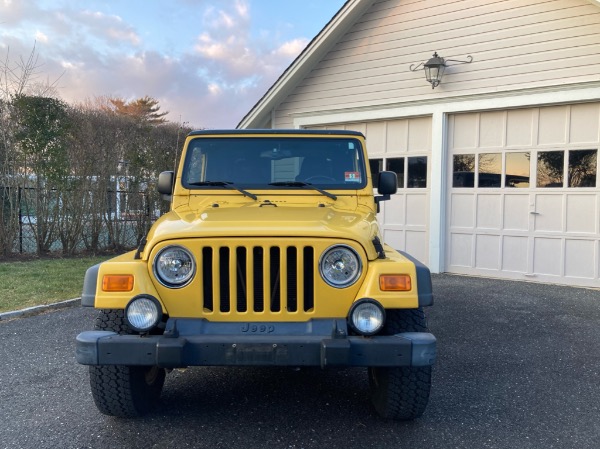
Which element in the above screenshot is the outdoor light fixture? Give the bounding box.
[410,52,473,89]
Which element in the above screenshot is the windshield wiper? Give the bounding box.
[188,181,258,200]
[268,181,337,200]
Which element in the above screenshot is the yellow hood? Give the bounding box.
[143,202,381,260]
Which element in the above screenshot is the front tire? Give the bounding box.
[368,308,432,420]
[88,309,166,417]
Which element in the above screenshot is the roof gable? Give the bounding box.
[238,0,375,128]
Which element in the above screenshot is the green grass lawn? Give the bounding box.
[0,256,112,313]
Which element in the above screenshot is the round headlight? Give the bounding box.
[154,245,195,288]
[348,299,385,335]
[319,245,362,288]
[125,296,162,332]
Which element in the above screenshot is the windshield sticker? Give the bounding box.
[345,172,361,182]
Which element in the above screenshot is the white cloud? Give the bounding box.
[60,60,78,69]
[106,28,140,46]
[207,83,222,95]
[275,38,309,58]
[0,0,314,128]
[35,30,49,43]
[235,0,249,19]
[77,10,141,47]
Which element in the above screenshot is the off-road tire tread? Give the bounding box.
[93,308,132,334]
[369,308,432,421]
[88,309,165,418]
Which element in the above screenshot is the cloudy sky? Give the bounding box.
[1,0,346,128]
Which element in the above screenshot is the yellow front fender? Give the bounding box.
[94,251,167,313]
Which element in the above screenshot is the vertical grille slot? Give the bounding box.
[269,247,281,312]
[303,246,314,311]
[219,247,230,312]
[253,247,264,312]
[236,247,247,312]
[202,247,213,311]
[286,247,297,312]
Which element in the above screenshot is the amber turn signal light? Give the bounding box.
[102,275,134,292]
[379,274,411,291]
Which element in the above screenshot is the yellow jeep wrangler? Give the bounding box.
[75,130,436,420]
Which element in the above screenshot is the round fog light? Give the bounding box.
[349,299,385,336]
[125,296,162,332]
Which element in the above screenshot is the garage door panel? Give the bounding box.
[366,122,386,153]
[383,229,404,252]
[533,238,562,276]
[450,114,477,150]
[503,195,529,231]
[506,109,534,147]
[538,106,568,145]
[565,239,596,278]
[479,111,504,148]
[475,234,500,270]
[502,236,529,272]
[406,193,428,226]
[570,103,600,144]
[386,120,407,151]
[450,233,473,267]
[566,195,597,234]
[476,194,502,230]
[405,231,428,265]
[385,195,405,225]
[407,117,431,152]
[534,194,564,232]
[451,194,475,228]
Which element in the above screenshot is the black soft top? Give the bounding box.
[187,129,364,137]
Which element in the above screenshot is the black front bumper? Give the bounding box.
[75,318,436,369]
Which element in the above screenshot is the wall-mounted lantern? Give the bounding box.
[410,52,473,89]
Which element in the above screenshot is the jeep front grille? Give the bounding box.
[200,244,315,315]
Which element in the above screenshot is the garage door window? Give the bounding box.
[505,152,530,188]
[370,156,429,189]
[452,154,475,187]
[454,152,531,188]
[478,153,502,188]
[386,158,405,188]
[537,151,564,188]
[453,150,597,189]
[407,157,428,188]
[568,149,597,187]
[536,149,598,188]
[369,158,383,188]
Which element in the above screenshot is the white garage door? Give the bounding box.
[447,105,600,288]
[308,118,432,265]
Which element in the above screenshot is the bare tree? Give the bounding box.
[0,43,62,256]
[0,43,61,99]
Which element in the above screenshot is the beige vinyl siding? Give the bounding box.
[273,0,600,128]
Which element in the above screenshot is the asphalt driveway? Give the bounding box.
[1,274,599,449]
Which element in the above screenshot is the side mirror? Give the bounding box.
[157,171,174,195]
[377,171,398,195]
[374,171,397,213]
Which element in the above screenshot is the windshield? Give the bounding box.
[182,137,367,190]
